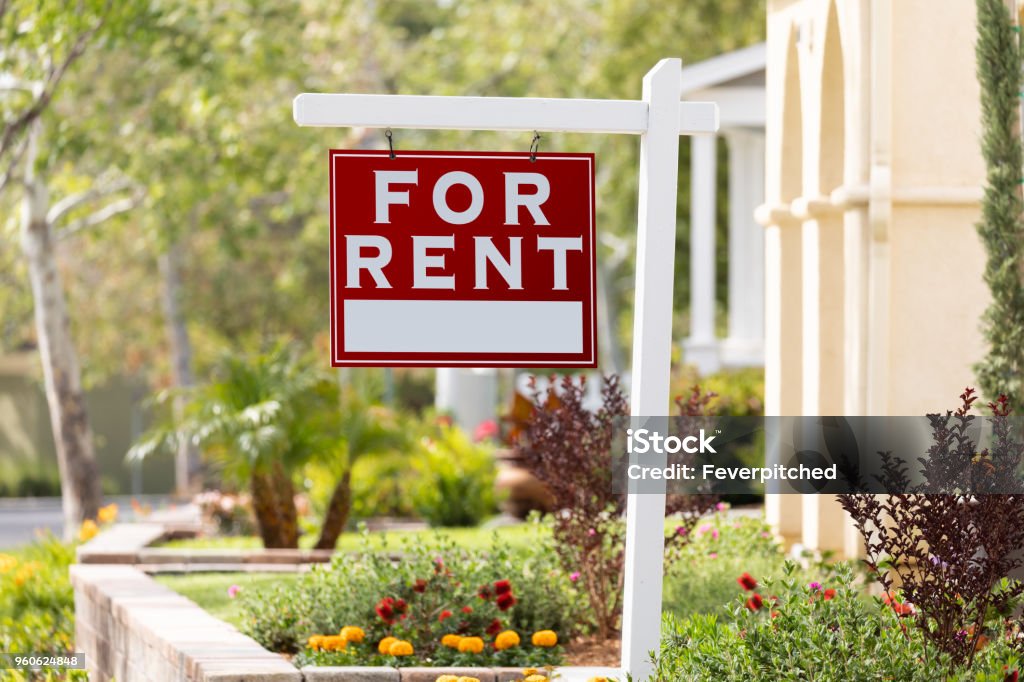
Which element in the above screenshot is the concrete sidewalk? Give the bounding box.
[0,495,186,549]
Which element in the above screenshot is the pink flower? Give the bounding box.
[809,581,822,591]
[708,552,718,559]
[675,526,688,536]
[569,571,581,582]
[715,502,728,512]
[587,528,596,537]
[697,524,720,539]
[473,419,499,442]
[227,585,241,599]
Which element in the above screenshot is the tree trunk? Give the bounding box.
[270,459,299,548]
[158,240,201,496]
[19,122,101,538]
[250,469,283,548]
[315,468,352,550]
[250,462,298,549]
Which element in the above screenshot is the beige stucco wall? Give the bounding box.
[762,0,991,555]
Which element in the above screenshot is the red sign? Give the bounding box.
[329,150,597,367]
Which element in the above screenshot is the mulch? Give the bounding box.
[563,635,621,667]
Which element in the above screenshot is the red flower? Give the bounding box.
[1005,671,1019,682]
[823,589,836,601]
[394,599,408,614]
[882,591,913,616]
[745,594,764,611]
[413,579,427,593]
[770,611,780,619]
[496,593,517,611]
[438,609,453,622]
[736,572,757,591]
[461,606,473,614]
[376,597,396,623]
[478,585,493,601]
[486,618,503,636]
[494,579,513,595]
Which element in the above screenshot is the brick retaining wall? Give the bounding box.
[71,564,301,682]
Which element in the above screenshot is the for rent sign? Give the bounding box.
[328,150,597,367]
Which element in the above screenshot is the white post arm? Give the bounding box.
[294,93,717,136]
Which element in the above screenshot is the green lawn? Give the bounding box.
[158,523,546,554]
[154,572,303,629]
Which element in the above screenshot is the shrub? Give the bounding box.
[515,375,716,639]
[410,425,498,528]
[0,534,87,680]
[348,452,418,520]
[838,388,1024,669]
[655,562,1022,681]
[239,524,581,666]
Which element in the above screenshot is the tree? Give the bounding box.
[131,345,338,548]
[975,0,1024,404]
[2,1,147,534]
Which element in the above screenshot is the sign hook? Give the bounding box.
[529,131,541,162]
[385,128,396,159]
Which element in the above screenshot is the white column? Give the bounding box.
[683,133,720,375]
[721,129,766,367]
[621,58,682,681]
[434,368,497,432]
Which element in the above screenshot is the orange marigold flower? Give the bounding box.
[79,519,99,542]
[378,636,398,655]
[388,640,414,657]
[457,636,485,654]
[494,630,521,651]
[322,635,347,652]
[307,635,325,650]
[531,630,558,647]
[340,626,364,643]
[441,634,462,649]
[97,503,118,524]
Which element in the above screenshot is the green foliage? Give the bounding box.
[410,425,499,528]
[238,523,582,665]
[0,534,87,680]
[0,0,766,383]
[975,0,1024,403]
[348,452,418,520]
[656,562,1023,681]
[130,343,339,480]
[671,367,764,417]
[0,460,62,498]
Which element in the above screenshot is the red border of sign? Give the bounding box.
[328,149,598,368]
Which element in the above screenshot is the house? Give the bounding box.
[760,0,990,555]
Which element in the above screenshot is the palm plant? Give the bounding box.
[131,344,341,548]
[313,389,407,549]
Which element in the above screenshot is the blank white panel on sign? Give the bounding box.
[343,300,583,354]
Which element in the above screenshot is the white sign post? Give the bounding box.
[294,59,718,681]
